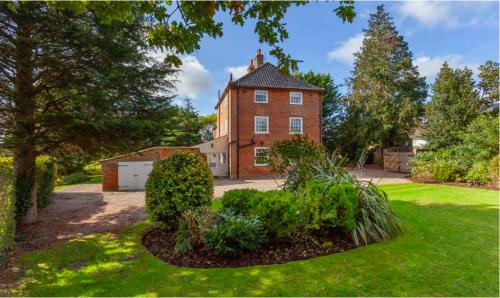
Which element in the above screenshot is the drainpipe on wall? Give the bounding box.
[236,87,240,180]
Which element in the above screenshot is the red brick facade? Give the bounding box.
[101,147,203,191]
[216,87,322,179]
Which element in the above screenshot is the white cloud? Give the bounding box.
[224,65,248,80]
[414,54,480,79]
[175,56,213,99]
[398,1,497,28]
[327,33,364,65]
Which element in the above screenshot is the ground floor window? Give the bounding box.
[254,147,269,166]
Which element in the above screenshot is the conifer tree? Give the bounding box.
[348,5,427,149]
[422,63,480,150]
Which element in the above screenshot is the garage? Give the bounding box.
[101,147,204,191]
[118,161,154,190]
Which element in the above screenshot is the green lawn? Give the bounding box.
[54,175,102,190]
[12,184,499,296]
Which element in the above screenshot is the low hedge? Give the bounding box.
[36,156,57,209]
[0,156,57,219]
[0,159,15,266]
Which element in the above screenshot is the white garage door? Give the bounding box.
[118,161,154,190]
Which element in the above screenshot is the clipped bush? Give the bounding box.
[300,181,358,232]
[220,188,258,215]
[252,190,301,238]
[83,161,102,175]
[145,151,213,226]
[36,156,57,209]
[203,210,265,256]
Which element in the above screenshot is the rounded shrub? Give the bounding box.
[220,188,259,215]
[145,151,213,226]
[301,181,358,232]
[252,190,301,238]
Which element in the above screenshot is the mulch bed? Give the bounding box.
[142,226,357,268]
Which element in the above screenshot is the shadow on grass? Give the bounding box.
[15,199,499,297]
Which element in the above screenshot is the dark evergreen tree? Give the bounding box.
[348,5,427,149]
[161,99,203,147]
[422,63,480,150]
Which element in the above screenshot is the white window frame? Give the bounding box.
[254,116,269,134]
[289,117,303,134]
[254,90,268,103]
[290,92,303,105]
[254,147,269,166]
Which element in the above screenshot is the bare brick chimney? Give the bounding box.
[253,49,264,68]
[247,59,255,73]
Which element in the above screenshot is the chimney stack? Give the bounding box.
[247,59,255,73]
[254,49,264,68]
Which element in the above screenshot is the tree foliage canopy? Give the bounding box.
[422,63,480,150]
[347,5,427,149]
[478,60,499,105]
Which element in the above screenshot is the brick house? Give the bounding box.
[196,50,323,179]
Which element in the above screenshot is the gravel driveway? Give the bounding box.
[17,170,409,251]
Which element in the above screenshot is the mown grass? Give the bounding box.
[12,184,499,296]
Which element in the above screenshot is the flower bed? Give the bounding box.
[142,139,404,268]
[142,225,355,268]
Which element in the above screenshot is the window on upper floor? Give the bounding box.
[254,116,269,134]
[289,117,303,134]
[254,90,268,103]
[254,147,269,166]
[290,92,303,105]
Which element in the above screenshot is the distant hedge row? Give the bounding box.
[0,158,15,265]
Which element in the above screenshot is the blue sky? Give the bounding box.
[169,1,499,115]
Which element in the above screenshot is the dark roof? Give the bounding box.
[230,62,324,91]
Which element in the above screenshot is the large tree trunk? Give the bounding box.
[13,3,37,224]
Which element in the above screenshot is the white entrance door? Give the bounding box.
[118,161,154,190]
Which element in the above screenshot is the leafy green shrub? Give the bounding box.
[489,155,499,186]
[61,171,90,185]
[83,161,102,175]
[220,188,258,215]
[145,151,213,226]
[252,190,301,238]
[35,156,57,209]
[203,211,265,256]
[311,155,404,246]
[431,162,463,182]
[269,135,325,191]
[465,161,491,185]
[300,181,358,232]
